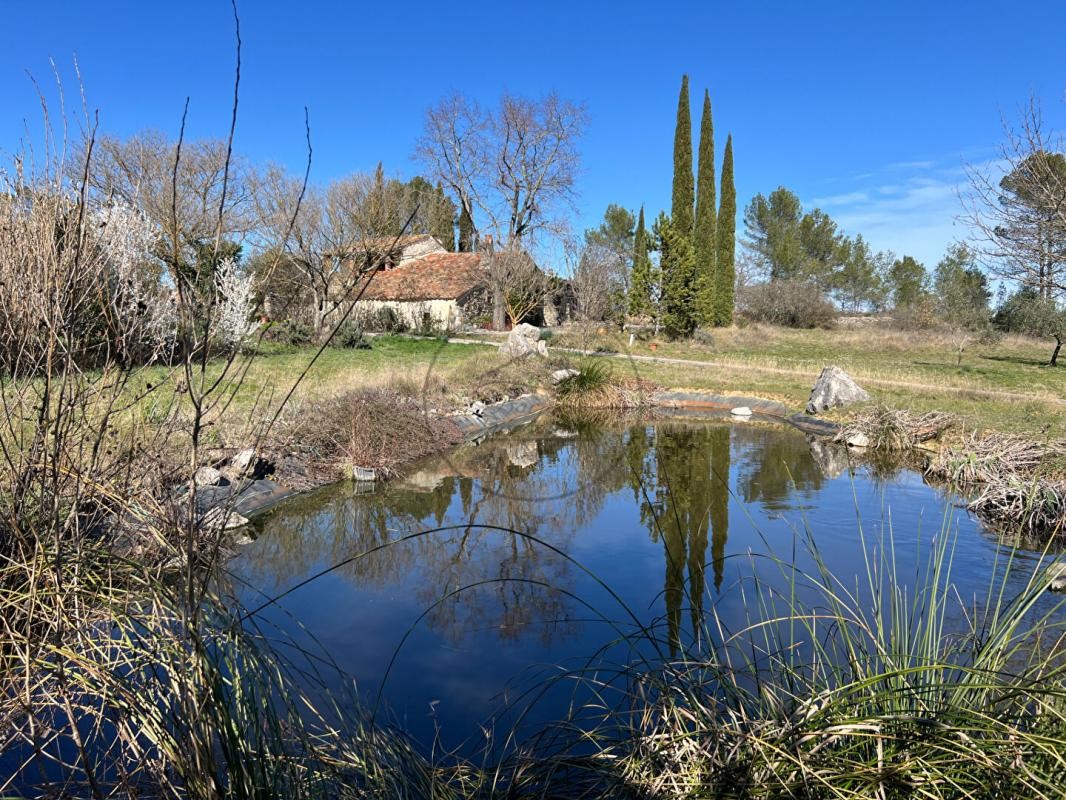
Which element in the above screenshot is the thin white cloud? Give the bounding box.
[802,155,997,265]
[808,190,869,207]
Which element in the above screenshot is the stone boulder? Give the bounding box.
[194,466,224,487]
[549,368,580,386]
[499,323,548,358]
[806,365,870,415]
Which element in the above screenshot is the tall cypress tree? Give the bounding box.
[694,89,717,325]
[671,75,694,240]
[457,204,474,252]
[715,134,736,327]
[629,206,652,318]
[658,213,699,338]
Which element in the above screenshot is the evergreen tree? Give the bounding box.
[671,76,694,240]
[431,181,457,251]
[457,204,474,252]
[629,206,653,317]
[658,213,699,338]
[694,90,717,325]
[714,135,736,326]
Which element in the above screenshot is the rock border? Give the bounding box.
[229,389,838,525]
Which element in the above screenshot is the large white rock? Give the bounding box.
[499,323,547,358]
[806,365,871,415]
[731,406,753,417]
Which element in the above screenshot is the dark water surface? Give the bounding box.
[230,414,1060,748]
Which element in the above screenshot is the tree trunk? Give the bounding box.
[492,282,507,330]
[1050,336,1062,367]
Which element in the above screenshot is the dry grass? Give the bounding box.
[835,405,957,450]
[928,432,1066,536]
[278,386,462,479]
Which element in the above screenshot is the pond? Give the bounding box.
[230,412,1062,750]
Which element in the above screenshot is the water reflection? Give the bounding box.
[231,414,1016,741]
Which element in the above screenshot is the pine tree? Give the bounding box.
[714,135,736,327]
[671,76,694,240]
[694,89,717,325]
[658,213,699,338]
[457,204,474,252]
[629,206,653,318]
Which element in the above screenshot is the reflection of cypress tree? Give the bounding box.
[649,426,717,655]
[709,426,731,591]
[458,476,473,516]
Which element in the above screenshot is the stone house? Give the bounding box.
[352,249,491,331]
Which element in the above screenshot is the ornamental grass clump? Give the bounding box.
[534,519,1066,798]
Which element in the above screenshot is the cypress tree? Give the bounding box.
[694,89,717,325]
[432,181,457,251]
[457,204,474,252]
[658,213,699,338]
[715,134,736,327]
[629,206,652,318]
[671,75,694,240]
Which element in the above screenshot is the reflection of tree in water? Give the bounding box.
[735,425,825,510]
[236,426,631,646]
[632,423,732,656]
[235,418,825,658]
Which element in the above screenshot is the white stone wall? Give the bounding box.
[354,298,462,331]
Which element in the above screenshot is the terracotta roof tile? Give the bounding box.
[357,252,486,301]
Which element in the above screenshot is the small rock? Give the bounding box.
[1048,563,1066,592]
[846,432,870,448]
[731,406,753,417]
[352,466,377,482]
[229,448,256,473]
[550,368,580,386]
[806,365,871,415]
[469,401,486,416]
[200,506,249,531]
[194,466,223,487]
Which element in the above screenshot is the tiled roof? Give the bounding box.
[357,252,487,301]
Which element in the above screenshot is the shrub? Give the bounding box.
[331,322,370,349]
[736,280,837,329]
[891,296,941,330]
[264,319,313,346]
[555,359,613,397]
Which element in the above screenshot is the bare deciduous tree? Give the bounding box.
[416,91,586,328]
[962,97,1066,301]
[85,130,253,270]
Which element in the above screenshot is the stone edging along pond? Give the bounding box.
[221,390,841,523]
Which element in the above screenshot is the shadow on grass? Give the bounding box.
[981,353,1059,368]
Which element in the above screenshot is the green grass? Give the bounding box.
[537,324,1066,439]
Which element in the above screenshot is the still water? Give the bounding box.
[231,413,1057,747]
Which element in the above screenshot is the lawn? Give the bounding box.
[131,327,1063,445]
[470,324,1066,439]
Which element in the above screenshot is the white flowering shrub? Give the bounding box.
[94,202,176,361]
[214,256,258,346]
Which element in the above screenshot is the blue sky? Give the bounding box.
[3,0,1064,269]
